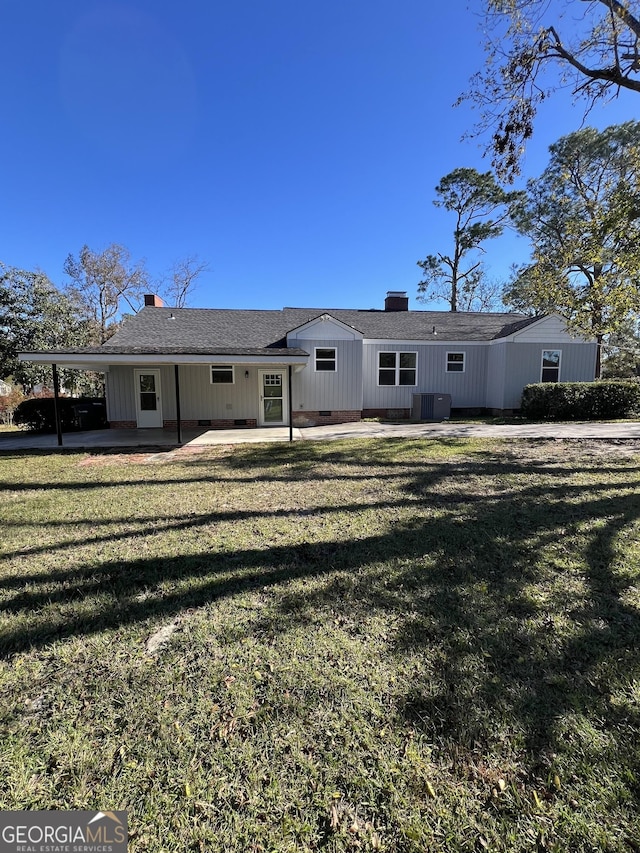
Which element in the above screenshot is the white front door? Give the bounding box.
[134,369,163,428]
[258,370,288,426]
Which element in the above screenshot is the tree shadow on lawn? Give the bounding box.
[2,448,640,795]
[3,464,635,570]
[268,489,640,754]
[0,438,629,496]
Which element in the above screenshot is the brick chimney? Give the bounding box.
[384,291,409,311]
[144,294,164,307]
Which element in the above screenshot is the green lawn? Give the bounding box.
[1,438,639,852]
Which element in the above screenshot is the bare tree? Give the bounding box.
[161,255,209,308]
[64,244,150,342]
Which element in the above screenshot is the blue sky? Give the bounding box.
[1,0,637,311]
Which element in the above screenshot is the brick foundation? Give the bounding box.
[361,408,411,420]
[292,410,362,427]
[112,414,367,430]
[163,419,258,429]
[110,419,261,430]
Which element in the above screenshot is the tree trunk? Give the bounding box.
[595,333,603,379]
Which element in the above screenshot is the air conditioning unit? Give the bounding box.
[411,393,451,421]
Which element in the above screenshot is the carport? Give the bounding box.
[18,347,309,447]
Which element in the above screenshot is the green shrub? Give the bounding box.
[521,380,640,420]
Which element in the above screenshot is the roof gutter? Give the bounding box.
[19,352,310,368]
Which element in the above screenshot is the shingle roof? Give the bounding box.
[31,345,308,356]
[104,305,540,351]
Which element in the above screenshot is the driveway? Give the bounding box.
[300,420,640,440]
[2,420,640,451]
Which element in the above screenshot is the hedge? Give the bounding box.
[13,397,108,433]
[521,381,640,420]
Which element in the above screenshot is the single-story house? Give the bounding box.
[20,291,597,431]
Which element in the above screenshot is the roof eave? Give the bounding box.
[18,350,310,368]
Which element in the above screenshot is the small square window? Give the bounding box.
[211,365,234,384]
[315,347,336,371]
[446,352,465,372]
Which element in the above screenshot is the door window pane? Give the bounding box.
[139,374,157,410]
[263,374,282,397]
[139,374,156,393]
[264,399,283,422]
[140,393,157,411]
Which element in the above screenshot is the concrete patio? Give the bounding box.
[2,419,640,452]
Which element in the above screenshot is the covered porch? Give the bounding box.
[18,347,309,447]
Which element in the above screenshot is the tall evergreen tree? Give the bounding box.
[504,121,640,377]
[417,168,523,312]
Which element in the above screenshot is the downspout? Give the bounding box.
[52,363,63,447]
[288,365,293,443]
[174,364,182,445]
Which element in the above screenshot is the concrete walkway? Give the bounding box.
[300,420,640,441]
[1,420,640,452]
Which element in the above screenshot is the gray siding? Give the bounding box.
[105,366,136,421]
[106,365,267,422]
[291,339,363,411]
[503,341,598,408]
[169,365,259,420]
[362,343,488,409]
[486,343,507,410]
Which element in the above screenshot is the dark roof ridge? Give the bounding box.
[140,305,286,314]
[282,307,528,319]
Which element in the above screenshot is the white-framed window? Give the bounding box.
[378,351,417,386]
[315,347,337,372]
[210,365,234,384]
[541,349,561,382]
[446,352,465,373]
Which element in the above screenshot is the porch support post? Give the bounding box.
[174,364,183,445]
[52,363,63,447]
[288,364,293,443]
